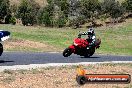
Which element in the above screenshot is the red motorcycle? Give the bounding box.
[63,34,101,57]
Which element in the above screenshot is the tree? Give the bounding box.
[0,0,10,22]
[54,0,69,17]
[37,0,68,27]
[55,11,67,27]
[80,0,100,19]
[37,4,54,27]
[17,0,40,26]
[5,14,12,24]
[53,0,69,27]
[68,0,83,28]
[110,1,125,19]
[10,4,18,16]
[101,0,115,14]
[101,0,125,19]
[68,0,81,19]
[122,0,132,13]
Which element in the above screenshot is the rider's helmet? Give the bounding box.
[88,28,94,35]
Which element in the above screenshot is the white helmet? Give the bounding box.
[88,28,94,35]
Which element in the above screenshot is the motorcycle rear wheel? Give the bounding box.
[63,48,72,57]
[84,48,95,57]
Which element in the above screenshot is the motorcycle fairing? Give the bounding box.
[74,38,89,48]
[0,30,10,42]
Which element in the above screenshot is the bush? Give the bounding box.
[80,0,100,19]
[0,0,10,22]
[9,16,16,25]
[110,2,125,18]
[54,0,69,17]
[99,14,109,21]
[101,0,115,14]
[101,0,125,19]
[69,16,86,28]
[55,18,66,28]
[40,11,52,27]
[17,0,40,26]
[37,5,54,27]
[122,0,132,13]
[10,4,18,16]
[5,14,16,25]
[5,14,12,24]
[55,13,67,28]
[37,0,68,27]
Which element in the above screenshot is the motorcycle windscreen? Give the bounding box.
[0,30,10,41]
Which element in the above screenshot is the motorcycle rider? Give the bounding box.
[78,28,96,49]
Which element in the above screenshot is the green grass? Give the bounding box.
[96,25,132,55]
[0,23,132,55]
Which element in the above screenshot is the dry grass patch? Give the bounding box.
[0,63,131,88]
[4,38,58,52]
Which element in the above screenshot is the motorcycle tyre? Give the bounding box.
[63,48,72,57]
[0,43,3,56]
[84,48,95,58]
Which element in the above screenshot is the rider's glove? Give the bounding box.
[78,33,81,38]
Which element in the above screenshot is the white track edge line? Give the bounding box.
[0,61,132,72]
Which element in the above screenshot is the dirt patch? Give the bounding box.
[0,63,131,88]
[3,38,58,52]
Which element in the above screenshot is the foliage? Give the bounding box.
[69,16,86,28]
[37,4,54,27]
[80,0,100,19]
[5,14,12,24]
[110,2,125,18]
[0,0,10,21]
[122,0,132,12]
[68,0,101,27]
[37,0,68,27]
[0,0,131,27]
[17,0,40,26]
[5,3,17,24]
[101,0,125,18]
[9,16,16,25]
[55,12,67,28]
[54,0,69,17]
[10,4,18,16]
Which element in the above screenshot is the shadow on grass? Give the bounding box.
[0,60,14,63]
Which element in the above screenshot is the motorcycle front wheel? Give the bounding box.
[0,43,3,56]
[63,48,72,57]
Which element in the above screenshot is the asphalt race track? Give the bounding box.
[0,52,132,66]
